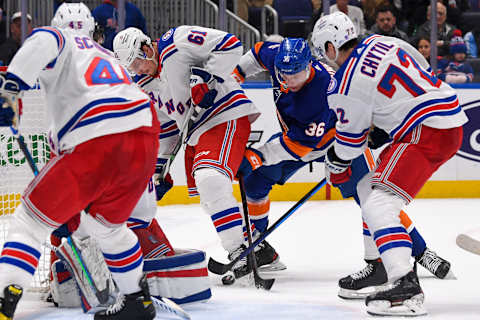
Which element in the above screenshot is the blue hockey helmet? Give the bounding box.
[274,38,312,75]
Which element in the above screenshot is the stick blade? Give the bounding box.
[208,257,230,275]
[255,275,275,290]
[457,233,480,255]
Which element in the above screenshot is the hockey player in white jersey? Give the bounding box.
[312,12,468,316]
[0,3,160,319]
[113,26,260,280]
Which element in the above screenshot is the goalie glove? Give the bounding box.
[325,147,352,186]
[189,67,223,108]
[0,73,21,127]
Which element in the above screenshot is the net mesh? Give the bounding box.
[0,69,51,292]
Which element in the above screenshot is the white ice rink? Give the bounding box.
[12,198,480,319]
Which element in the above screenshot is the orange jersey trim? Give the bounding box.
[283,133,314,157]
[316,128,336,149]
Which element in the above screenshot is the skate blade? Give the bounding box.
[338,284,392,300]
[367,294,427,317]
[258,260,287,272]
[456,233,480,255]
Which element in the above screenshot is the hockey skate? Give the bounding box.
[255,240,286,272]
[415,248,453,279]
[338,259,390,299]
[366,270,427,317]
[94,277,155,320]
[0,284,23,319]
[228,244,253,281]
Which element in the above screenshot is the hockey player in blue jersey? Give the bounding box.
[234,38,452,296]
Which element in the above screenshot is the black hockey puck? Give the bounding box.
[221,275,235,285]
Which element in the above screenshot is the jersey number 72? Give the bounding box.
[377,48,441,99]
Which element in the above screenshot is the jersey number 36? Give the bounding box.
[305,122,325,137]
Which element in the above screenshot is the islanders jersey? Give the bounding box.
[328,35,468,161]
[7,27,153,154]
[135,25,259,155]
[234,41,337,165]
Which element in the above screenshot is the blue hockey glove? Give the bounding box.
[154,171,173,201]
[325,147,352,186]
[237,148,264,178]
[189,67,222,108]
[0,73,21,127]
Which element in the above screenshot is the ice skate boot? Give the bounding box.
[415,248,452,279]
[94,277,155,320]
[366,270,427,316]
[228,244,252,279]
[255,240,286,272]
[0,284,23,319]
[338,259,389,299]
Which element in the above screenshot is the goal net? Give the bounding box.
[0,67,51,293]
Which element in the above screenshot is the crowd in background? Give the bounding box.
[1,0,480,83]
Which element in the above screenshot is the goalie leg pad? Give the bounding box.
[50,260,81,308]
[144,249,211,305]
[56,236,117,313]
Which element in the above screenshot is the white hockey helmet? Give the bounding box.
[113,27,152,69]
[51,2,95,37]
[311,12,357,62]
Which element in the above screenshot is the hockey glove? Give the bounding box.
[325,147,352,186]
[368,126,392,149]
[190,67,221,108]
[237,148,264,178]
[0,73,20,127]
[154,170,173,201]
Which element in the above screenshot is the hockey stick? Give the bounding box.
[238,174,275,290]
[208,178,327,275]
[9,126,39,175]
[156,106,197,180]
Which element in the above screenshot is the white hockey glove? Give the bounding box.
[189,67,223,108]
[325,147,352,186]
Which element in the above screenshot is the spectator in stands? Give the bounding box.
[414,2,456,57]
[464,26,479,58]
[437,34,474,83]
[416,36,432,64]
[92,0,147,51]
[368,5,410,42]
[326,0,366,36]
[361,0,389,30]
[0,12,32,66]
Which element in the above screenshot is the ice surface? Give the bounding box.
[13,199,480,319]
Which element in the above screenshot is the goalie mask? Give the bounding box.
[51,2,95,38]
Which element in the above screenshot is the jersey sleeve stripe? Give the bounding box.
[213,34,242,52]
[280,133,313,158]
[335,127,369,148]
[58,98,150,141]
[390,95,460,141]
[363,148,376,170]
[190,90,251,132]
[250,42,268,70]
[30,27,65,54]
[315,128,336,149]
